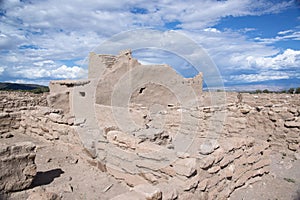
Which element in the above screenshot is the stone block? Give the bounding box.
[173,158,197,177]
[0,142,36,192]
[133,184,162,200]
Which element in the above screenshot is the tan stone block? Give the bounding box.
[159,166,176,177]
[140,172,158,184]
[198,156,215,169]
[111,191,145,200]
[107,130,141,150]
[212,148,224,163]
[106,164,147,187]
[183,175,199,191]
[173,158,197,177]
[247,155,260,164]
[133,184,162,200]
[235,170,254,188]
[220,154,234,168]
[224,164,235,179]
[157,182,178,200]
[252,159,270,170]
[198,178,208,191]
[208,166,220,174]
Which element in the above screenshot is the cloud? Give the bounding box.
[230,71,290,83]
[204,28,221,33]
[0,67,4,75]
[51,65,87,79]
[278,30,293,35]
[255,29,300,44]
[246,49,300,69]
[8,63,87,80]
[0,0,297,87]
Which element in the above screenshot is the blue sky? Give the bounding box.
[0,0,299,90]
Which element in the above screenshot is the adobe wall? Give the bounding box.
[89,50,203,107]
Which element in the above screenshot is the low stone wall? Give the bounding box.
[0,91,47,136]
[89,128,270,200]
[223,101,300,157]
[0,142,37,193]
[0,112,21,136]
[19,106,80,144]
[0,91,47,113]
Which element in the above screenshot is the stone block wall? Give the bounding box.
[19,106,80,144]
[0,142,36,192]
[223,100,300,157]
[0,112,21,136]
[0,91,47,136]
[0,91,47,113]
[91,127,271,199]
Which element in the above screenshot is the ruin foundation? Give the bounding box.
[0,51,299,199]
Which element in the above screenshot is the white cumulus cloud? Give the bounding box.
[246,49,300,69]
[51,65,87,79]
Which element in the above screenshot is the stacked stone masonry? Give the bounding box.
[0,91,47,137]
[0,142,37,192]
[0,92,299,199]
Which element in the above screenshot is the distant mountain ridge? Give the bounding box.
[0,82,49,93]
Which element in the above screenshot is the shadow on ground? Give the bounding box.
[30,168,64,188]
[0,193,8,200]
[294,190,300,200]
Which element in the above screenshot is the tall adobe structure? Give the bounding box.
[48,50,203,114]
[89,50,203,108]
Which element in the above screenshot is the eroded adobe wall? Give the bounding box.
[89,51,203,107]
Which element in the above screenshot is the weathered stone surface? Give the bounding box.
[208,166,221,174]
[183,175,199,191]
[198,156,215,169]
[157,182,178,200]
[133,184,162,200]
[199,140,219,155]
[106,130,141,150]
[27,188,61,200]
[0,142,36,192]
[284,119,300,128]
[173,158,197,177]
[106,164,147,186]
[110,191,145,200]
[198,178,209,191]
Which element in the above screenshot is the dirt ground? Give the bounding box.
[2,131,299,200]
[230,152,300,200]
[3,132,129,200]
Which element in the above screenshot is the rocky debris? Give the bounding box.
[0,142,36,193]
[199,140,219,155]
[111,184,162,200]
[133,184,162,200]
[27,188,61,200]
